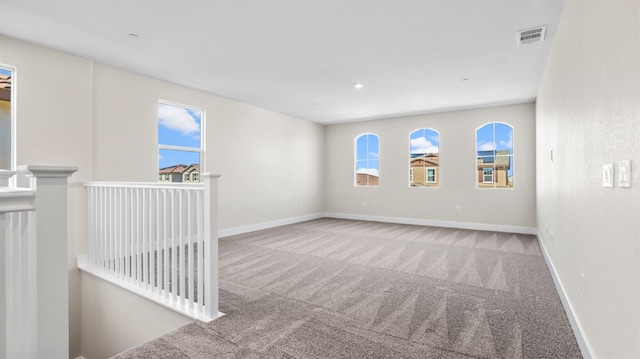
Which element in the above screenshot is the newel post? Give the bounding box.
[202,173,221,320]
[20,165,77,359]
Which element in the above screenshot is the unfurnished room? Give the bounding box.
[0,0,638,358]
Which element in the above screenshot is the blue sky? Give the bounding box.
[0,68,11,76]
[158,102,202,169]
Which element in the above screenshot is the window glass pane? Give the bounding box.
[158,102,202,148]
[355,133,380,187]
[356,135,368,161]
[409,128,439,188]
[159,149,200,183]
[476,123,494,156]
[476,122,513,189]
[0,68,11,170]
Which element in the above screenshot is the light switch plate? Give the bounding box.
[603,164,614,188]
[618,160,631,188]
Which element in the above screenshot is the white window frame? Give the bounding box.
[409,128,440,189]
[483,168,494,183]
[476,122,514,189]
[354,133,380,187]
[0,64,16,185]
[426,168,437,183]
[158,100,205,182]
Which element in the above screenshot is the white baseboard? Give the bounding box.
[218,213,324,238]
[323,212,537,235]
[536,232,595,359]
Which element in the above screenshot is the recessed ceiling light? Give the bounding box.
[353,82,364,89]
[127,33,140,39]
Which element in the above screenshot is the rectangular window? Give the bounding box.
[483,168,494,183]
[0,66,14,173]
[158,101,204,182]
[426,168,436,183]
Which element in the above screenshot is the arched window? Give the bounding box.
[354,133,380,187]
[409,128,439,187]
[476,122,514,189]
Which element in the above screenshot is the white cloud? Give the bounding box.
[158,103,200,135]
[478,141,496,151]
[499,132,513,149]
[356,168,379,176]
[369,151,379,159]
[410,137,439,154]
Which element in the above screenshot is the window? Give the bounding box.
[426,168,437,183]
[158,101,204,183]
[476,122,513,188]
[483,168,493,183]
[354,133,379,186]
[409,128,439,187]
[0,65,14,173]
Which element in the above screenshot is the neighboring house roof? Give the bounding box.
[477,150,510,168]
[159,164,199,174]
[0,74,10,101]
[410,155,439,167]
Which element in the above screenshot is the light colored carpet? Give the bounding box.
[114,218,582,358]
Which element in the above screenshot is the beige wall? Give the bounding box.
[0,34,92,358]
[80,274,192,359]
[91,64,325,229]
[536,0,640,357]
[325,103,536,231]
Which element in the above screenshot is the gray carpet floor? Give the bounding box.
[114,218,582,358]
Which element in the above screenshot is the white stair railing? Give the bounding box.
[0,165,78,359]
[79,174,221,322]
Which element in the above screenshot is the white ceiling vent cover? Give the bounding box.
[517,26,546,46]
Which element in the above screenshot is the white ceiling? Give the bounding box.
[0,0,564,125]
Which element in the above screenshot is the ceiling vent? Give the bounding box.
[517,26,546,46]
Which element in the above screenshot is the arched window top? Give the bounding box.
[476,122,514,189]
[354,133,380,187]
[409,128,439,188]
[476,122,513,152]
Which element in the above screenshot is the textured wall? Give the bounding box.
[536,0,640,357]
[325,103,537,231]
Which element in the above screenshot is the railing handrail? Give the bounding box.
[81,173,222,322]
[84,181,205,190]
[0,188,36,213]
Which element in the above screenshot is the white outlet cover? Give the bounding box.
[603,164,614,188]
[618,160,631,188]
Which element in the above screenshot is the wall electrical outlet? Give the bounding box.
[362,201,367,206]
[456,206,461,212]
[579,273,585,291]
